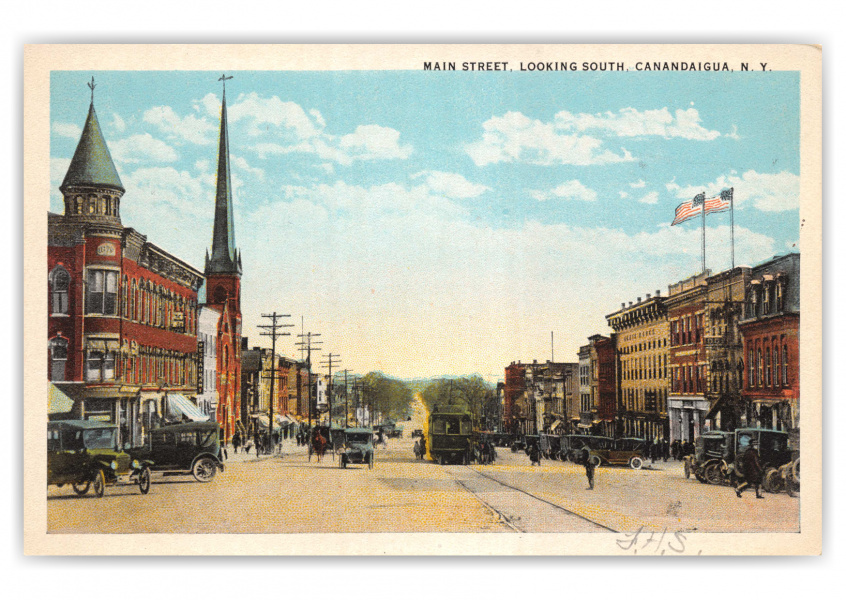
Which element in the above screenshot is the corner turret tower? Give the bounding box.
[60,77,125,226]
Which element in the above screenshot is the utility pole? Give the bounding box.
[320,353,341,428]
[257,312,293,452]
[295,329,322,430]
[337,369,354,427]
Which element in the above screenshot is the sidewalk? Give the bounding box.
[221,438,308,464]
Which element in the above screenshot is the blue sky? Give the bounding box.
[50,70,801,380]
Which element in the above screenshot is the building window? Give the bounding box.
[49,266,71,315]
[776,280,785,311]
[757,348,763,388]
[774,340,781,387]
[783,345,789,385]
[765,347,771,387]
[86,269,118,315]
[49,337,68,381]
[748,349,754,387]
[122,276,129,318]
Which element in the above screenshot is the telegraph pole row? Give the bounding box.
[257,312,293,451]
[335,369,354,427]
[295,330,322,430]
[320,353,341,428]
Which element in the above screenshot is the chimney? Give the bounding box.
[629,301,633,307]
[646,293,651,300]
[655,289,661,297]
[621,302,626,309]
[637,297,642,303]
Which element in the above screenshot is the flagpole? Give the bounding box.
[701,193,706,274]
[729,187,735,270]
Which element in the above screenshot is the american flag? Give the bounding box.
[671,190,732,226]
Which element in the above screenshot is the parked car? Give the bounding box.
[338,428,374,469]
[684,431,733,483]
[130,421,224,482]
[48,420,152,497]
[589,437,647,469]
[720,428,793,491]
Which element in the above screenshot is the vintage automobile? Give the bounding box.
[428,407,474,465]
[130,421,224,482]
[717,428,793,489]
[684,431,733,484]
[539,432,563,460]
[48,420,152,497]
[562,435,614,462]
[589,437,647,469]
[338,427,375,469]
[381,420,404,439]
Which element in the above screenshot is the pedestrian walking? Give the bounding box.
[581,447,595,490]
[662,439,670,462]
[232,431,241,454]
[529,442,541,466]
[735,446,765,499]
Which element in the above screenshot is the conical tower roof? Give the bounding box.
[206,89,241,275]
[61,102,124,192]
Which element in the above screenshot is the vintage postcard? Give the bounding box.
[23,44,821,555]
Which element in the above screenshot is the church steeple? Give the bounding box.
[206,74,241,276]
[60,77,125,224]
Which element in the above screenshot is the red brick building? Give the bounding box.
[588,334,617,437]
[503,362,526,434]
[201,83,243,442]
[739,253,800,437]
[48,94,204,447]
[666,271,710,444]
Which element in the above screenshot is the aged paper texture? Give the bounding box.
[23,43,821,555]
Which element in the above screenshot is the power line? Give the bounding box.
[295,329,322,429]
[257,312,293,448]
[319,352,341,428]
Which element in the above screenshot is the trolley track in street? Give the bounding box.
[441,463,617,533]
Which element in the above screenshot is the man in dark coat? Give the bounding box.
[582,447,595,490]
[735,446,765,498]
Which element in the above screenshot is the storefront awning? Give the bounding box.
[49,383,78,415]
[549,420,562,431]
[166,393,210,422]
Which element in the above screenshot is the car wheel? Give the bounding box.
[590,455,602,467]
[138,467,152,494]
[704,463,723,485]
[763,467,784,493]
[684,460,691,479]
[629,456,644,470]
[192,457,217,482]
[93,470,106,498]
[368,454,374,469]
[72,480,91,496]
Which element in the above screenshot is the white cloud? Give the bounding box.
[231,154,265,180]
[111,113,126,133]
[143,105,216,145]
[531,180,598,202]
[109,133,178,164]
[619,191,629,199]
[339,125,412,161]
[555,107,721,140]
[638,191,659,205]
[725,125,741,140]
[52,122,81,139]
[629,179,646,188]
[465,111,634,167]
[227,92,324,140]
[667,170,799,212]
[411,171,489,199]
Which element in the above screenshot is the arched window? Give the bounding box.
[122,275,129,318]
[49,337,68,381]
[757,348,763,388]
[130,279,137,321]
[748,350,754,387]
[49,266,70,315]
[765,347,771,387]
[783,344,789,385]
[774,340,781,386]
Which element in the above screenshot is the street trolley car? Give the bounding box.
[427,407,474,465]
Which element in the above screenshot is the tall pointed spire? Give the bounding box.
[206,74,241,275]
